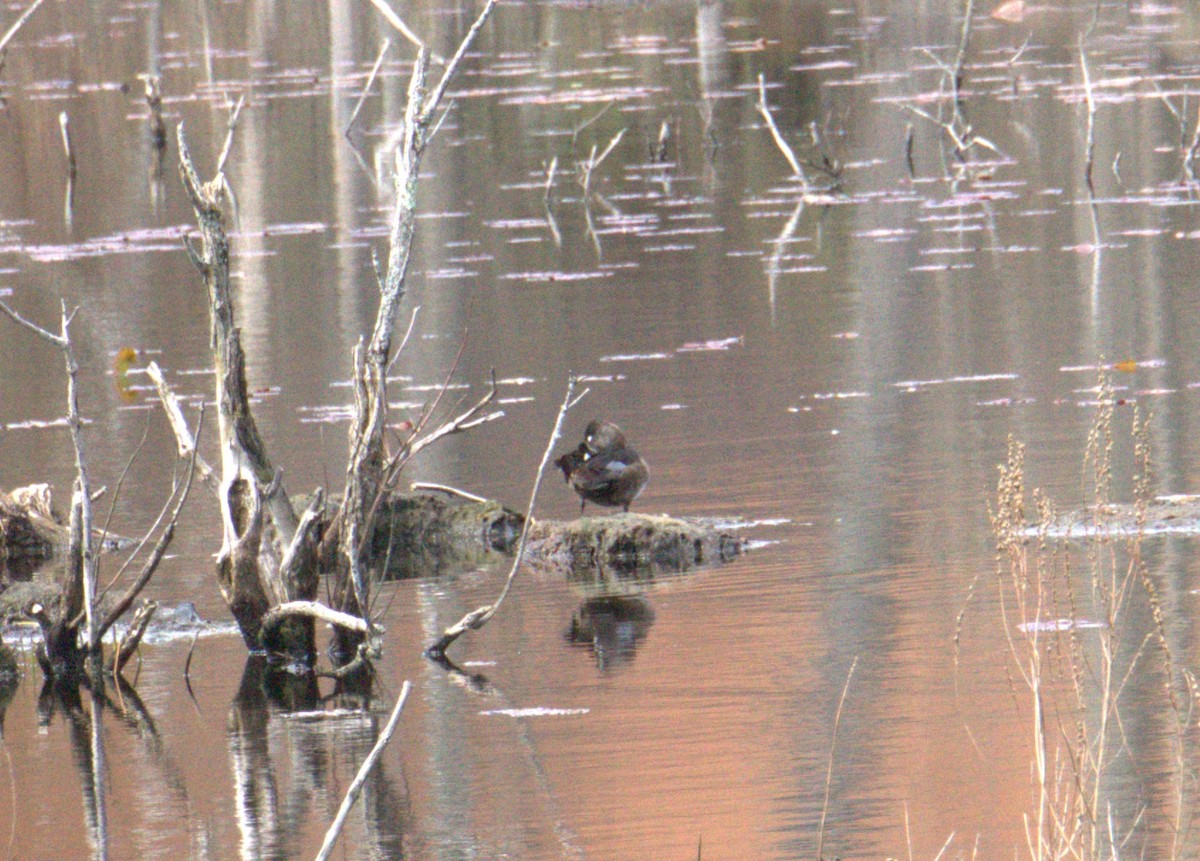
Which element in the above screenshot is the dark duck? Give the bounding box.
[555,420,649,514]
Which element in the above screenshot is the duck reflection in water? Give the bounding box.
[565,596,655,672]
[554,420,649,514]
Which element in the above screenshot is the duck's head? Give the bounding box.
[583,419,627,453]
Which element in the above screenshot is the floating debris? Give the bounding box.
[1017,618,1104,633]
[480,707,590,718]
[677,336,743,352]
[598,352,672,362]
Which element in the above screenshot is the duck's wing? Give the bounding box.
[573,449,635,490]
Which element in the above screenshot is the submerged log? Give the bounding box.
[366,493,522,578]
[526,512,743,580]
[359,491,742,581]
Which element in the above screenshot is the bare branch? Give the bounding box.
[410,482,488,503]
[422,0,499,121]
[366,0,441,61]
[397,375,501,468]
[385,304,420,376]
[577,127,626,197]
[111,600,157,676]
[756,74,808,189]
[260,601,377,639]
[146,362,217,489]
[346,38,391,138]
[571,100,615,150]
[0,299,66,347]
[214,94,246,179]
[0,0,47,55]
[315,681,412,861]
[427,375,582,656]
[94,426,200,645]
[1079,34,1097,191]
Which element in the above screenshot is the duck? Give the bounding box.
[555,420,650,514]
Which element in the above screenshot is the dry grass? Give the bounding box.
[988,373,1194,861]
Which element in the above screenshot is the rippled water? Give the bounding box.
[3,0,1200,858]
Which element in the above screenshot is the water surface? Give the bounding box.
[2,1,1200,859]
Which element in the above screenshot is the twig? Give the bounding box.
[931,831,956,861]
[93,425,200,645]
[571,100,614,150]
[816,656,858,861]
[543,155,557,200]
[59,111,76,181]
[183,632,199,684]
[345,39,391,138]
[426,376,585,656]
[422,0,498,116]
[385,304,421,376]
[0,0,46,55]
[756,74,807,190]
[314,681,412,861]
[577,127,626,197]
[411,481,488,503]
[366,0,443,62]
[214,94,245,179]
[112,600,157,676]
[146,362,217,489]
[1079,34,1097,191]
[951,0,975,107]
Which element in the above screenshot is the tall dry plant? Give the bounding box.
[989,373,1193,861]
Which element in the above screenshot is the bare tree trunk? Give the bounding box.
[178,125,325,663]
[330,0,498,663]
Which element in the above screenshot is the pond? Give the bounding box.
[2,0,1200,858]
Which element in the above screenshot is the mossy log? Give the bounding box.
[525,512,742,586]
[365,493,522,579]
[364,493,742,583]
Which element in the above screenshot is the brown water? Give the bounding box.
[2,0,1200,858]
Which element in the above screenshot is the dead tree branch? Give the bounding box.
[0,298,97,663]
[146,361,217,490]
[427,376,585,656]
[1079,34,1097,191]
[346,38,391,138]
[111,600,157,676]
[332,0,499,660]
[0,0,47,57]
[260,600,379,640]
[315,681,412,861]
[756,74,808,190]
[177,120,338,662]
[577,127,626,197]
[367,0,442,62]
[93,436,200,645]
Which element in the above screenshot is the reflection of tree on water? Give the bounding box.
[37,676,181,861]
[565,595,655,673]
[19,661,409,861]
[228,658,410,861]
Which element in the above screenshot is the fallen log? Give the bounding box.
[525,511,743,579]
[359,491,743,581]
